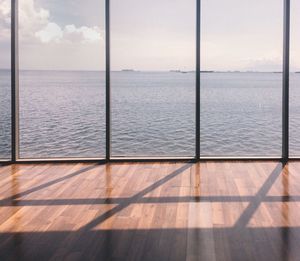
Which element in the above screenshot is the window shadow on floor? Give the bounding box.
[1,162,297,260]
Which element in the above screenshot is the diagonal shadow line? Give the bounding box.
[79,163,192,232]
[2,195,300,207]
[1,165,99,202]
[234,163,283,228]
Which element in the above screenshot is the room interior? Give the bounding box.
[1,0,299,260]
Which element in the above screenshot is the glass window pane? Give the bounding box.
[111,0,196,157]
[19,0,105,158]
[290,0,300,156]
[0,0,11,160]
[200,0,282,157]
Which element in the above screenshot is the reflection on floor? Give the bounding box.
[0,161,299,260]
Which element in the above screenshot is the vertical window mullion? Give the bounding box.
[282,0,290,162]
[196,0,201,160]
[106,0,111,161]
[11,0,19,162]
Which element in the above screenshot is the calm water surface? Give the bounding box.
[1,70,300,158]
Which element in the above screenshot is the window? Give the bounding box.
[1,0,298,161]
[111,0,196,157]
[0,0,11,160]
[18,0,106,158]
[200,0,283,157]
[289,0,300,156]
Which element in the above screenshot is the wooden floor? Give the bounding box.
[0,161,300,260]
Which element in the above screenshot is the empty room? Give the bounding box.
[0,0,299,260]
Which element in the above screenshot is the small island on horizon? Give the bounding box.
[170,70,214,73]
[121,69,136,72]
[1,68,300,74]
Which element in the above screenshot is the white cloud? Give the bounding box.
[0,0,9,21]
[35,23,103,44]
[17,0,103,44]
[0,0,103,45]
[64,25,102,43]
[35,22,63,43]
[19,0,49,40]
[0,0,10,40]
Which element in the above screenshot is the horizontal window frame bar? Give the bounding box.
[16,157,106,161]
[199,157,282,161]
[286,157,300,160]
[0,160,11,164]
[110,157,196,163]
[14,158,107,164]
[0,157,286,165]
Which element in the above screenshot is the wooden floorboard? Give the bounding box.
[0,161,300,260]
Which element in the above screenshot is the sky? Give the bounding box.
[0,0,299,71]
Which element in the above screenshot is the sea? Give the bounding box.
[1,70,300,159]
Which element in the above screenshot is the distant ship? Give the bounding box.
[169,70,190,73]
[122,69,135,72]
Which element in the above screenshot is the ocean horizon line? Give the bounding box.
[0,68,299,73]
